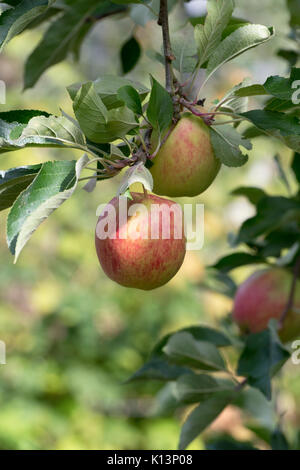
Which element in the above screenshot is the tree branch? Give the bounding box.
[279,256,300,328]
[158,0,175,94]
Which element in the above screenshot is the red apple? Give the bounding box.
[150,113,221,197]
[95,192,186,290]
[233,268,300,342]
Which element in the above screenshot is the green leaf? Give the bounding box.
[292,152,300,185]
[7,155,89,262]
[175,373,234,404]
[24,0,118,88]
[146,76,173,133]
[171,24,198,74]
[287,0,300,28]
[178,392,233,450]
[234,69,300,112]
[210,125,251,167]
[126,357,191,383]
[163,332,227,372]
[237,322,290,400]
[0,164,41,211]
[72,81,108,140]
[0,112,85,153]
[0,0,53,51]
[231,186,266,205]
[241,110,300,153]
[79,106,138,144]
[271,428,290,450]
[206,24,274,81]
[235,196,300,245]
[0,109,49,153]
[117,85,143,115]
[20,114,86,146]
[194,0,234,69]
[212,253,265,273]
[151,326,231,357]
[68,75,149,111]
[120,35,141,74]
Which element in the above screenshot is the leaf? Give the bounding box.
[117,85,143,115]
[72,81,108,138]
[194,0,234,69]
[7,155,89,262]
[0,0,53,51]
[146,76,173,133]
[151,326,231,357]
[171,24,198,74]
[292,152,300,185]
[0,113,85,153]
[206,24,274,81]
[24,0,117,89]
[175,373,234,404]
[231,186,266,205]
[118,162,153,195]
[120,36,141,74]
[271,428,290,450]
[235,196,300,245]
[178,392,233,450]
[0,109,50,152]
[163,332,227,372]
[237,322,290,400]
[68,75,149,111]
[210,125,251,167]
[20,114,86,146]
[0,164,41,211]
[126,357,190,383]
[241,110,300,153]
[212,253,265,274]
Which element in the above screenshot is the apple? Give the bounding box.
[95,192,186,290]
[150,113,221,197]
[233,268,300,342]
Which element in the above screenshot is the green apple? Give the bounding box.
[150,113,221,197]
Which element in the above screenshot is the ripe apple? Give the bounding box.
[95,192,186,290]
[233,268,300,342]
[150,113,221,197]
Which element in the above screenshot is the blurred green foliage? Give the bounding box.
[0,0,299,450]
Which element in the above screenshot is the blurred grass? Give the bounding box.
[0,0,299,450]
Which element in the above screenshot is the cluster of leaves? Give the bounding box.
[128,320,292,449]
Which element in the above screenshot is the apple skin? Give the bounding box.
[95,192,186,290]
[150,113,221,198]
[233,268,300,342]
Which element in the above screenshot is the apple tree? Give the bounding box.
[0,0,299,450]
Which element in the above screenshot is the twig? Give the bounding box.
[158,0,175,94]
[279,256,300,328]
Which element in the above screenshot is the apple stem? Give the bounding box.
[279,256,300,328]
[158,0,175,94]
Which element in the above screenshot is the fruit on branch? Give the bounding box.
[233,268,300,342]
[150,113,221,198]
[95,192,186,290]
